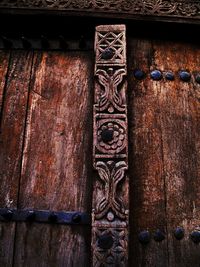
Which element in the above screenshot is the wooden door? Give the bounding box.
[128,37,200,266]
[0,48,93,266]
[0,24,200,267]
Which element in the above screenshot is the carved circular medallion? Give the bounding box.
[97,120,126,154]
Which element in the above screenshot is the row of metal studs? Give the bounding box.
[0,208,90,225]
[0,35,90,50]
[138,228,200,244]
[133,69,200,83]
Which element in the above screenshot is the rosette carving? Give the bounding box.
[96,120,126,154]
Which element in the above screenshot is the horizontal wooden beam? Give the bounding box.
[0,0,200,24]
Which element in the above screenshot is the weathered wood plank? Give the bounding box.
[13,51,93,267]
[128,39,168,267]
[154,41,200,267]
[0,51,33,266]
[0,50,33,207]
[0,51,10,116]
[14,224,91,267]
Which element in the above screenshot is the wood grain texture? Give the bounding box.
[154,41,200,267]
[128,38,200,266]
[128,39,168,267]
[13,51,93,267]
[0,50,33,207]
[0,51,10,117]
[0,223,15,267]
[13,224,91,267]
[0,51,33,267]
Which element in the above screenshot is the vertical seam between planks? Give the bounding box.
[12,51,35,267]
[0,50,12,128]
[158,87,170,267]
[0,50,14,267]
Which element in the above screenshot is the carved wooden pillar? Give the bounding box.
[92,25,128,266]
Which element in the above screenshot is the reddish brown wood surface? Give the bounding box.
[13,51,93,267]
[128,38,200,266]
[154,41,200,267]
[0,51,33,266]
[0,51,33,207]
[1,34,200,267]
[0,51,10,116]
[128,39,168,267]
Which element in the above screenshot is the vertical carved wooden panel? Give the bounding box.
[92,25,128,266]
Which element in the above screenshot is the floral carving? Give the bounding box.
[141,0,177,14]
[95,68,126,112]
[178,3,198,16]
[94,161,128,220]
[98,122,125,151]
[1,0,200,20]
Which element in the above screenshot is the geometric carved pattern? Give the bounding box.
[92,25,128,266]
[1,1,200,20]
[95,31,126,66]
[92,227,128,267]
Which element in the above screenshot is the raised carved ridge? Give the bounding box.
[92,24,128,266]
[95,161,128,220]
[1,0,200,20]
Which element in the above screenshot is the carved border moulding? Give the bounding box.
[92,25,129,266]
[1,1,200,21]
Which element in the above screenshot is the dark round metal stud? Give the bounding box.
[26,210,36,222]
[138,230,151,244]
[174,227,184,240]
[165,72,175,81]
[98,234,114,250]
[101,48,115,60]
[150,70,162,81]
[2,210,13,220]
[48,212,58,223]
[133,69,145,80]
[153,229,165,242]
[101,129,114,143]
[72,213,81,224]
[179,71,191,82]
[195,74,200,84]
[190,231,200,244]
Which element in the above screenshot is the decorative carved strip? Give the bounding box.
[1,1,200,20]
[92,25,128,266]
